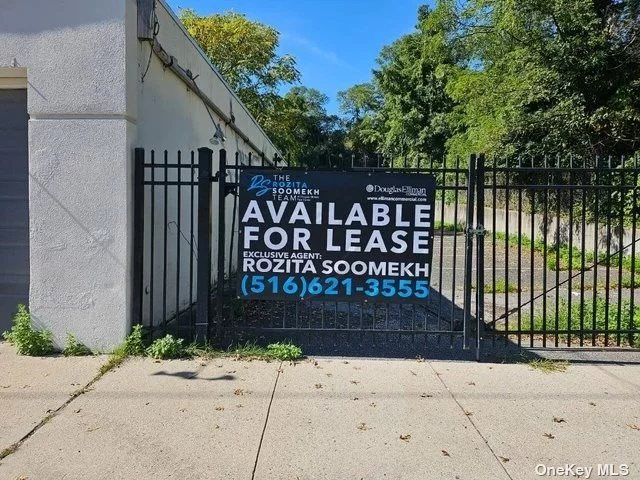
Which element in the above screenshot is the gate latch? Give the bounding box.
[466,225,486,237]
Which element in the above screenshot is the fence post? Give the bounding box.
[132,148,145,330]
[216,149,227,341]
[463,154,477,350]
[196,147,213,342]
[475,154,486,361]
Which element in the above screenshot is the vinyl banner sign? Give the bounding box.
[237,170,436,303]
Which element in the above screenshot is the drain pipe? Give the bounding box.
[150,40,278,165]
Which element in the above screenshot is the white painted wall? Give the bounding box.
[0,0,282,349]
[127,0,281,328]
[0,0,131,350]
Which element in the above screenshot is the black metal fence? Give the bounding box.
[480,155,640,349]
[132,148,640,357]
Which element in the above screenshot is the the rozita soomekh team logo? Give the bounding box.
[366,184,374,193]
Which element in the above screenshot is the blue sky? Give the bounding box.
[166,0,427,113]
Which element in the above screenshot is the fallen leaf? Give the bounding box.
[350,380,360,385]
[357,423,370,431]
[589,402,596,406]
[87,426,100,432]
[234,389,244,396]
[420,393,433,398]
[627,424,640,431]
[399,434,412,441]
[215,406,224,411]
[499,456,510,463]
[73,408,82,414]
[0,385,10,389]
[314,383,323,389]
[236,404,243,408]
[553,417,566,423]
[369,402,377,407]
[343,361,349,364]
[464,410,473,416]
[352,396,359,401]
[179,408,187,413]
[416,356,425,363]
[467,381,476,386]
[326,373,333,377]
[441,449,450,457]
[543,433,555,439]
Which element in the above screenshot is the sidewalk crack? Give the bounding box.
[427,362,514,480]
[0,359,114,462]
[251,360,282,480]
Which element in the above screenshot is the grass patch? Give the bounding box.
[527,359,569,373]
[485,279,520,293]
[2,304,55,356]
[434,220,465,232]
[490,231,639,274]
[63,333,92,356]
[501,296,640,345]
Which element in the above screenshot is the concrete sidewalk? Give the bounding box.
[1,345,639,479]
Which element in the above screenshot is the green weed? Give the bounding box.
[63,333,92,356]
[267,342,304,361]
[2,304,55,356]
[146,334,185,359]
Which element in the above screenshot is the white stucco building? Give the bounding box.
[0,0,280,349]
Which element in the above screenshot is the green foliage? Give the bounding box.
[345,0,640,163]
[491,231,639,274]
[2,304,54,356]
[527,359,569,373]
[485,279,520,294]
[514,297,640,345]
[179,9,306,156]
[228,341,303,361]
[63,333,92,357]
[274,87,347,165]
[266,342,303,361]
[118,324,146,357]
[146,335,185,360]
[434,220,465,232]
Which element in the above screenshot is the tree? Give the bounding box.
[274,87,347,166]
[442,0,640,160]
[370,4,458,165]
[337,83,383,154]
[179,9,300,150]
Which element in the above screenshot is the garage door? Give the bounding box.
[0,89,29,333]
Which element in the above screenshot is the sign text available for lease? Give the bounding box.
[237,170,436,303]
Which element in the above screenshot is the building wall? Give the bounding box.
[127,0,281,328]
[0,0,281,349]
[0,0,131,350]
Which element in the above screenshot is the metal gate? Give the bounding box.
[132,148,481,357]
[132,148,640,356]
